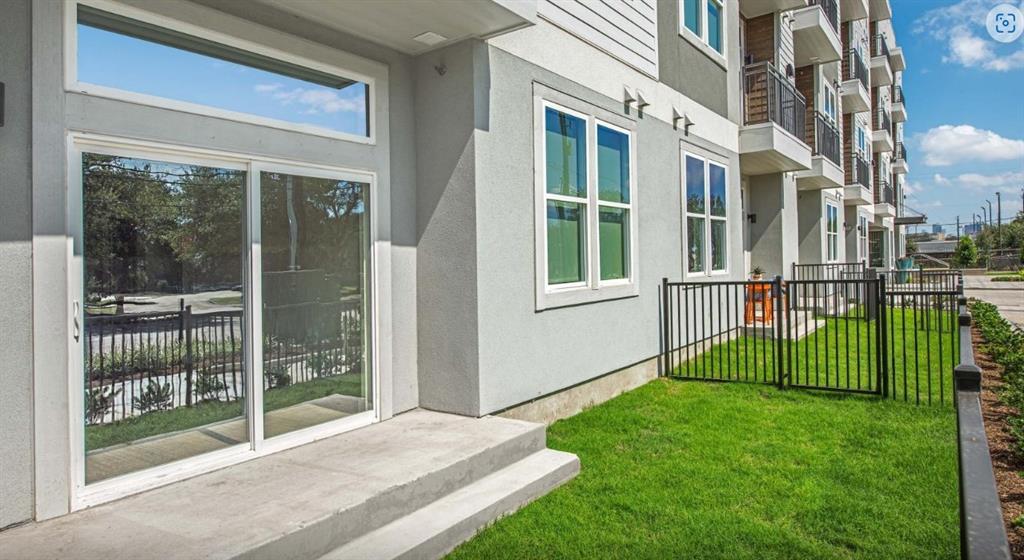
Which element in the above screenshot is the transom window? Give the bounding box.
[826,203,839,262]
[684,154,728,275]
[681,0,725,55]
[540,101,635,296]
[74,4,370,139]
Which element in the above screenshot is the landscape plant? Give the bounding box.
[971,301,1024,455]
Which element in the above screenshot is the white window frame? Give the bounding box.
[858,213,869,262]
[823,82,837,125]
[825,202,839,262]
[679,0,728,69]
[66,133,381,510]
[65,0,380,145]
[682,151,730,277]
[534,97,639,310]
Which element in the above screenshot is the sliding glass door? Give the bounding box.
[77,142,373,487]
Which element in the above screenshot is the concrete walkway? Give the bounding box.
[964,275,1024,329]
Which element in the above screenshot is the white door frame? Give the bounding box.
[67,133,381,510]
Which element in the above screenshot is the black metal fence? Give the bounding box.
[810,0,839,33]
[85,298,361,424]
[850,153,871,190]
[814,113,842,166]
[847,49,869,89]
[743,61,806,140]
[660,269,963,404]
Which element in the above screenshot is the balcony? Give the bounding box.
[841,0,869,21]
[892,142,909,175]
[891,85,907,122]
[872,106,893,153]
[797,113,844,189]
[266,0,537,54]
[869,0,892,21]
[870,35,893,87]
[874,179,896,217]
[793,0,841,66]
[740,62,812,174]
[738,0,808,18]
[890,46,906,72]
[843,153,873,205]
[841,49,871,113]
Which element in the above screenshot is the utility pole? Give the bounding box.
[987,199,993,227]
[957,215,961,239]
[996,191,1002,250]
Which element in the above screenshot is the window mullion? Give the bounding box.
[588,116,600,288]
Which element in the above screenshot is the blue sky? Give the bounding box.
[78,25,368,137]
[893,0,1024,232]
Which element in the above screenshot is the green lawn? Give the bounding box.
[86,373,364,450]
[449,380,958,560]
[670,307,959,406]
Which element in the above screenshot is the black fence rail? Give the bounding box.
[743,61,806,140]
[809,0,839,33]
[954,300,1012,559]
[850,153,871,190]
[846,48,869,90]
[660,270,963,405]
[792,261,865,281]
[814,113,842,166]
[85,298,361,425]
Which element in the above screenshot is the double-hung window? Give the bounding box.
[538,99,636,308]
[823,84,837,125]
[684,153,728,275]
[681,0,725,57]
[826,203,839,262]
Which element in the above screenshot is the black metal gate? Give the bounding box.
[661,269,962,404]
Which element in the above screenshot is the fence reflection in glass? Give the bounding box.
[83,153,247,483]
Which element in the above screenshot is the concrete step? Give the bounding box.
[320,449,580,560]
[0,410,557,560]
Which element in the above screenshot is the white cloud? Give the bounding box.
[253,84,365,115]
[917,125,1024,166]
[933,173,951,186]
[914,0,1024,71]
[954,170,1024,189]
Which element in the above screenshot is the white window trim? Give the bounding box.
[534,98,639,311]
[679,0,728,69]
[858,213,870,263]
[825,201,839,262]
[682,151,730,278]
[65,0,380,145]
[66,132,382,510]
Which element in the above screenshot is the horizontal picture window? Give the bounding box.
[76,5,370,137]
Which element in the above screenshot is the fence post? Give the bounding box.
[184,304,194,406]
[773,275,786,389]
[865,267,878,321]
[661,278,669,377]
[878,273,888,398]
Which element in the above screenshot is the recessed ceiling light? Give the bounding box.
[413,32,448,46]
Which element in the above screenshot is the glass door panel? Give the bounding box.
[259,170,370,438]
[82,153,247,483]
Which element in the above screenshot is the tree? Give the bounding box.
[905,237,918,255]
[954,236,979,268]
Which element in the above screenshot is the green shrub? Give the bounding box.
[133,382,174,413]
[194,372,227,402]
[954,237,979,268]
[86,386,121,424]
[971,302,1024,456]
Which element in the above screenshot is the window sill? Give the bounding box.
[536,282,639,311]
[678,28,728,71]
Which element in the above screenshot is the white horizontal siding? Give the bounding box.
[539,0,659,76]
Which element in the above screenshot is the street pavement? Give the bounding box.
[964,275,1024,329]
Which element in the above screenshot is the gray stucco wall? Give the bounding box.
[472,44,745,414]
[797,190,824,264]
[656,0,732,119]
[414,42,482,416]
[0,0,36,529]
[747,173,799,279]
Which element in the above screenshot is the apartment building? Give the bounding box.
[0,0,907,555]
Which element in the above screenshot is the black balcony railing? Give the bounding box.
[814,113,842,166]
[872,34,890,58]
[850,153,870,189]
[846,49,868,90]
[875,106,891,133]
[895,142,907,162]
[743,61,807,140]
[809,0,839,34]
[893,85,905,104]
[876,179,894,205]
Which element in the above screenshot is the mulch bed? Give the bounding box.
[975,324,1024,558]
